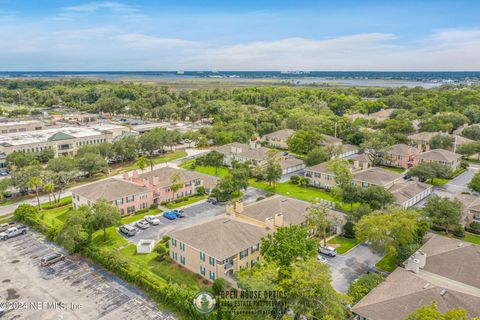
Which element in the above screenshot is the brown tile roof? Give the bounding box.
[305,162,333,174]
[352,234,480,320]
[263,129,295,140]
[415,149,462,163]
[352,167,403,187]
[169,217,271,260]
[71,178,150,202]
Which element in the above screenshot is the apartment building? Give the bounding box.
[71,178,153,214]
[382,143,421,169]
[352,234,480,320]
[413,149,462,171]
[212,142,305,178]
[352,167,404,189]
[304,162,338,189]
[169,217,271,281]
[455,194,480,225]
[0,119,44,134]
[262,129,295,149]
[0,124,129,158]
[389,180,432,208]
[123,167,219,204]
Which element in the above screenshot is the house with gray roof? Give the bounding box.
[413,148,463,171]
[352,234,480,320]
[262,129,295,149]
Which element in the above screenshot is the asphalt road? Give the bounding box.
[326,243,382,293]
[440,165,479,194]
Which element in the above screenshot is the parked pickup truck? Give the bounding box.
[0,225,28,240]
[0,221,16,233]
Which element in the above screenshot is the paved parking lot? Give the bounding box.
[0,233,175,320]
[325,243,382,293]
[122,187,268,243]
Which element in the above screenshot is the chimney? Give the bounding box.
[226,204,235,216]
[122,172,129,180]
[234,201,244,214]
[414,250,426,269]
[274,213,284,227]
[132,170,139,179]
[265,217,274,230]
[152,176,159,186]
[406,257,420,274]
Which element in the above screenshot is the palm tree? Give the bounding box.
[170,173,183,202]
[135,156,147,173]
[43,183,55,204]
[27,176,43,209]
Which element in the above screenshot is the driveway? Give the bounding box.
[122,187,268,243]
[0,232,174,320]
[439,166,479,194]
[326,243,382,293]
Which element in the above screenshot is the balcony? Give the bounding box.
[224,262,234,270]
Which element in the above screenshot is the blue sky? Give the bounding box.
[0,0,480,70]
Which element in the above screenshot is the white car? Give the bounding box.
[317,255,328,264]
[136,220,150,229]
[318,246,337,257]
[145,215,160,225]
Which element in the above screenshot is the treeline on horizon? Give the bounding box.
[0,79,479,148]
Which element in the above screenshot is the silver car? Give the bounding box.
[41,253,65,266]
[318,246,337,257]
[145,215,160,225]
[136,220,150,229]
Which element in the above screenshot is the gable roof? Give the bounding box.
[415,149,462,162]
[352,234,480,320]
[240,196,310,226]
[263,129,295,140]
[169,217,271,260]
[352,167,403,187]
[138,167,219,189]
[305,162,333,174]
[212,143,277,161]
[389,180,432,204]
[48,132,76,141]
[278,157,304,169]
[71,178,150,202]
[387,144,421,156]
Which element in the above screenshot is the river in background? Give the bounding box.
[1,71,479,88]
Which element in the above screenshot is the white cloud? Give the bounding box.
[63,1,138,14]
[112,33,199,48]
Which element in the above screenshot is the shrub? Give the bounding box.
[149,203,158,210]
[212,278,225,295]
[468,221,480,234]
[453,225,465,238]
[265,192,275,198]
[430,224,446,232]
[290,175,300,185]
[343,222,356,239]
[13,204,38,223]
[196,186,206,195]
[135,208,149,214]
[256,196,265,202]
[161,235,170,243]
[460,160,469,170]
[347,273,384,304]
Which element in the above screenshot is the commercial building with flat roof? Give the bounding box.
[0,119,44,134]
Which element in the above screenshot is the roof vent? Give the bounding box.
[458,242,464,247]
[423,283,430,289]
[440,289,447,296]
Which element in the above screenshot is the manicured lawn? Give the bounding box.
[379,166,405,174]
[91,226,128,249]
[165,195,207,209]
[40,196,72,210]
[431,230,480,245]
[430,178,450,186]
[327,236,359,254]
[119,244,204,289]
[121,209,162,224]
[249,179,353,211]
[375,253,397,272]
[38,204,73,228]
[180,161,229,178]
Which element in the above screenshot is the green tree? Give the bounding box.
[203,151,224,176]
[429,134,454,150]
[76,153,108,177]
[355,209,425,257]
[347,273,384,304]
[306,204,339,246]
[422,195,463,234]
[409,162,453,183]
[27,176,43,209]
[261,225,317,268]
[6,151,35,169]
[139,128,166,170]
[305,147,329,166]
[264,151,282,190]
[43,183,55,204]
[170,173,183,201]
[281,258,351,319]
[462,126,480,141]
[113,136,139,162]
[91,199,121,242]
[468,172,480,193]
[13,204,38,224]
[405,302,479,320]
[360,185,395,210]
[0,178,10,200]
[57,206,93,253]
[287,129,324,154]
[135,155,147,173]
[237,262,280,292]
[327,158,352,186]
